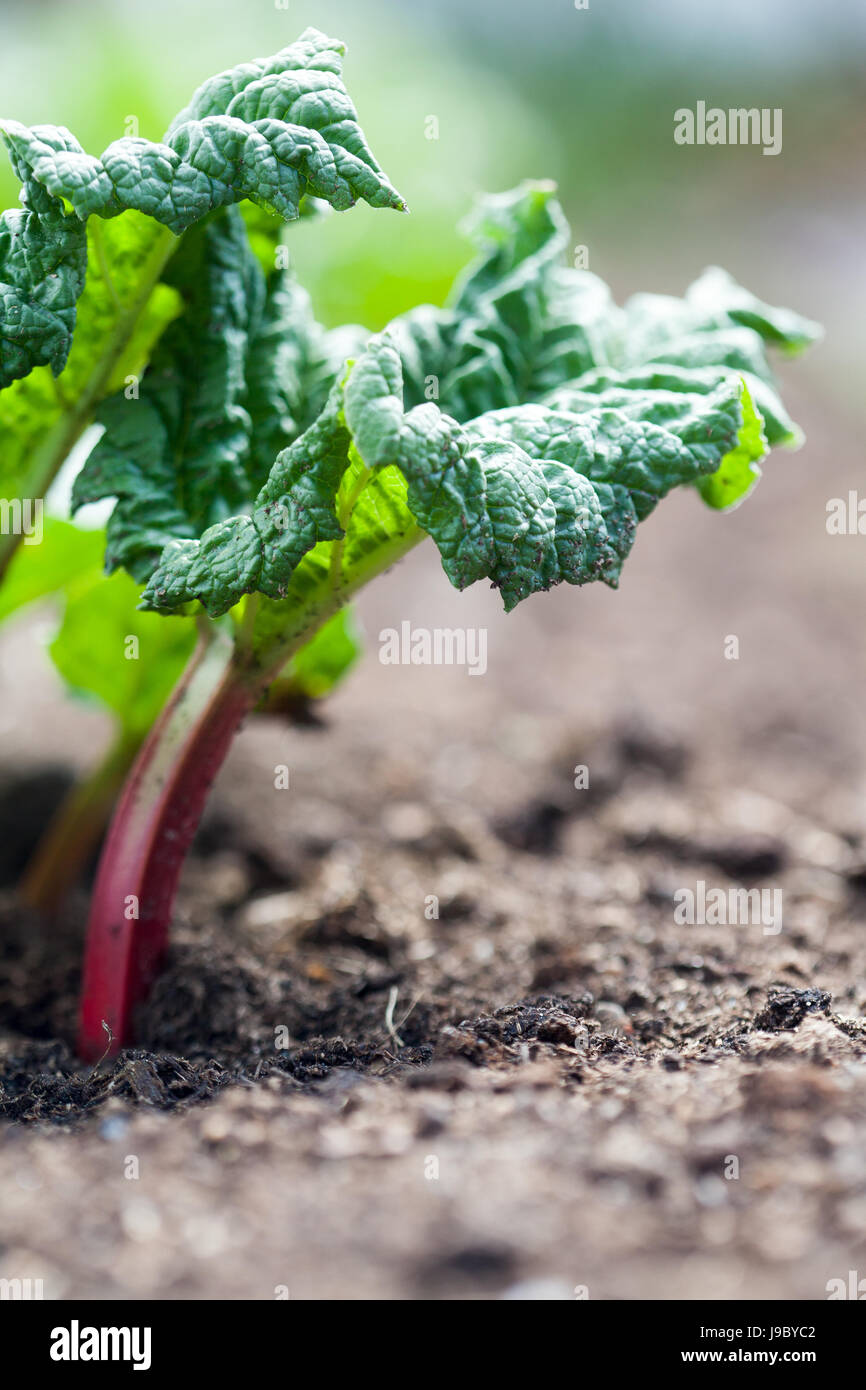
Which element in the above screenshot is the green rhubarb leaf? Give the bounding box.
[373,182,809,514]
[0,171,87,389]
[141,327,740,615]
[608,268,820,472]
[0,27,405,391]
[618,268,821,367]
[0,516,195,738]
[72,210,266,579]
[696,378,767,509]
[384,182,617,422]
[112,182,817,620]
[143,376,351,616]
[72,210,369,587]
[683,267,821,355]
[541,363,770,509]
[245,261,367,478]
[604,343,799,447]
[50,568,196,737]
[165,29,405,217]
[0,517,103,622]
[0,210,182,502]
[338,344,632,608]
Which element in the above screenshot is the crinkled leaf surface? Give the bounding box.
[71,209,265,579]
[72,206,353,582]
[0,210,181,499]
[0,27,404,391]
[139,327,742,615]
[128,183,817,621]
[353,183,817,513]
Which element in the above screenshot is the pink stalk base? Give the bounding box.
[77,639,256,1061]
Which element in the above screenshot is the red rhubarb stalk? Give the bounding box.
[77,521,427,1062]
[77,632,255,1060]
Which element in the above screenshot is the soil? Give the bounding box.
[1,377,865,1299]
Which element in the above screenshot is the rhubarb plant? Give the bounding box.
[0,32,819,1060]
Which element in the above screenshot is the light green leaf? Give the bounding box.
[0,516,196,737]
[696,378,767,509]
[50,569,196,737]
[0,517,103,622]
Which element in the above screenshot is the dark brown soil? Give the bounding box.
[1,688,866,1298]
